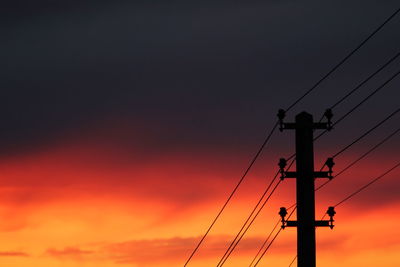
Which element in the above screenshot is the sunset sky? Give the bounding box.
[2,1,400,266]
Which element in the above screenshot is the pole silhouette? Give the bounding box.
[278,111,336,267]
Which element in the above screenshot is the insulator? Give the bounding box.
[325,158,335,169]
[324,108,333,130]
[278,158,287,170]
[278,158,287,180]
[277,109,286,131]
[325,158,335,178]
[279,207,288,218]
[327,206,336,217]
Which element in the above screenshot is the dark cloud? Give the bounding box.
[1,0,399,157]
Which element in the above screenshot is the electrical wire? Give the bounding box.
[217,159,296,266]
[334,161,400,207]
[330,51,400,111]
[184,121,278,266]
[185,6,400,265]
[288,255,297,267]
[317,51,400,123]
[248,218,281,267]
[317,125,400,191]
[215,170,280,267]
[218,179,282,266]
[284,6,400,113]
[286,71,400,162]
[315,69,400,141]
[332,107,400,158]
[252,208,297,267]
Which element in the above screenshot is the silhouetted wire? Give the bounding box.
[287,71,400,163]
[318,51,400,123]
[215,170,280,267]
[185,6,400,265]
[333,161,400,207]
[330,52,400,111]
[253,228,282,267]
[284,108,400,265]
[284,6,400,113]
[286,123,400,266]
[252,208,297,267]
[314,69,400,141]
[332,107,400,158]
[218,179,282,267]
[184,121,278,266]
[288,255,297,267]
[218,159,296,267]
[248,218,281,267]
[249,205,297,267]
[316,126,400,191]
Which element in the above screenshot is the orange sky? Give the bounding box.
[0,122,398,267]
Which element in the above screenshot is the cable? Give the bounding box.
[332,106,400,158]
[288,255,297,267]
[334,161,400,207]
[184,122,278,266]
[218,179,282,266]
[284,125,400,266]
[334,70,400,127]
[317,125,400,191]
[286,124,400,265]
[252,208,297,267]
[253,228,282,267]
[215,170,280,267]
[248,219,281,267]
[288,69,400,162]
[317,51,400,123]
[314,69,400,141]
[218,159,296,266]
[185,6,400,264]
[330,52,400,111]
[284,6,400,113]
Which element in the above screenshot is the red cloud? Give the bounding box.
[45,247,94,260]
[0,251,29,257]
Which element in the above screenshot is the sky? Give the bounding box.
[1,1,400,266]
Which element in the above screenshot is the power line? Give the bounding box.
[288,255,297,267]
[184,121,278,266]
[333,70,400,127]
[334,161,400,207]
[248,218,281,267]
[289,161,400,267]
[253,228,282,267]
[285,6,400,113]
[218,159,296,266]
[317,51,400,123]
[250,205,297,267]
[287,71,400,161]
[252,208,297,267]
[215,170,280,267]
[332,106,400,158]
[218,179,282,266]
[317,125,400,191]
[314,69,400,141]
[185,6,400,265]
[283,110,400,265]
[329,51,400,111]
[286,131,400,267]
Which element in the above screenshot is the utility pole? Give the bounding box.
[277,111,336,267]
